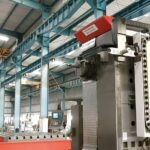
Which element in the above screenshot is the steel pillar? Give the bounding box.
[0,69,5,128]
[61,88,65,111]
[40,33,49,118]
[29,87,32,115]
[39,33,49,132]
[86,0,106,18]
[14,57,22,130]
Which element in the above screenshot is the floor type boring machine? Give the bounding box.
[75,16,150,150]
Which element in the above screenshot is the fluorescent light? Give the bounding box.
[53,60,64,66]
[0,34,9,42]
[25,69,41,77]
[143,12,150,17]
[8,82,15,87]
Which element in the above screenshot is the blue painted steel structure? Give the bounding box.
[0,0,85,72]
[12,0,50,11]
[12,0,50,19]
[114,0,150,19]
[60,88,65,111]
[29,87,32,115]
[0,28,23,40]
[1,38,79,86]
[86,0,106,17]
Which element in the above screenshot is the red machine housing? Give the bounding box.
[75,16,114,44]
[0,136,5,142]
[0,139,71,150]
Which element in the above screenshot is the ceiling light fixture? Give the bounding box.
[0,34,9,42]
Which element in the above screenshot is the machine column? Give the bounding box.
[40,33,49,132]
[0,70,5,128]
[14,56,22,131]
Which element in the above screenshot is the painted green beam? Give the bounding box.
[0,28,23,40]
[114,0,150,19]
[12,0,50,13]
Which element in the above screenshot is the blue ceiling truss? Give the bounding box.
[1,0,150,87]
[114,0,150,19]
[0,28,23,41]
[12,0,50,15]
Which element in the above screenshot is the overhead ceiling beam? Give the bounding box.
[86,0,114,17]
[114,0,150,19]
[106,0,114,5]
[0,28,23,40]
[12,0,50,13]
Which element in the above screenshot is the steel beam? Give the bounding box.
[12,0,50,13]
[1,0,85,71]
[51,9,93,39]
[1,38,79,86]
[29,87,32,115]
[14,57,22,130]
[114,0,150,19]
[0,28,23,40]
[61,88,65,111]
[86,0,112,18]
[106,0,114,5]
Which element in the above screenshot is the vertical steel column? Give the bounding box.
[86,0,106,18]
[40,33,49,118]
[14,56,22,130]
[0,69,5,128]
[29,87,32,115]
[61,88,65,111]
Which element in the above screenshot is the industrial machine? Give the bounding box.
[75,16,150,150]
[71,104,83,150]
[0,132,71,150]
[49,111,64,133]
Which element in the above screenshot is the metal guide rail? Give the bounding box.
[0,132,67,142]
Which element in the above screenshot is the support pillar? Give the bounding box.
[39,33,49,132]
[29,87,32,115]
[0,70,5,128]
[14,56,22,131]
[61,88,65,111]
[86,0,106,18]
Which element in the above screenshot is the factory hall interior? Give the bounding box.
[1,0,150,150]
